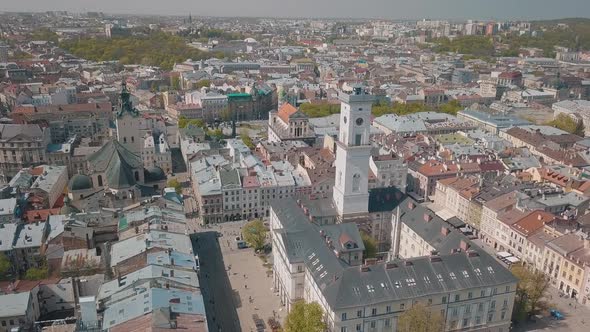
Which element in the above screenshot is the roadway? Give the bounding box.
[191,231,242,332]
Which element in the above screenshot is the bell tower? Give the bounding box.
[333,85,375,217]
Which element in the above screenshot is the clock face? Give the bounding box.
[343,116,347,124]
[356,117,364,126]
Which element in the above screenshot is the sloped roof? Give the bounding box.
[277,103,305,123]
[88,140,142,189]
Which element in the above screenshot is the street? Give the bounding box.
[192,231,242,332]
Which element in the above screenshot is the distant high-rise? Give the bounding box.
[0,42,8,63]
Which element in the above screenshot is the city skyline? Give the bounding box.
[2,0,590,20]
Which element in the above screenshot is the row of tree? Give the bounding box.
[60,32,221,70]
[298,100,463,118]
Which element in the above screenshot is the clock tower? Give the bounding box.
[333,85,375,217]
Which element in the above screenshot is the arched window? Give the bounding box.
[352,174,361,192]
[131,136,135,143]
[123,137,127,143]
[97,175,103,187]
[134,171,139,181]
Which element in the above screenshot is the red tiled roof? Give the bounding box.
[277,103,299,123]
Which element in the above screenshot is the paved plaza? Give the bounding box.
[193,220,282,332]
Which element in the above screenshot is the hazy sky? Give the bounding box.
[2,0,590,20]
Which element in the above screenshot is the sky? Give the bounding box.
[2,0,590,20]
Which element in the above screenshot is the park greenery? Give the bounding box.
[178,116,206,129]
[361,231,377,259]
[242,219,267,250]
[166,179,182,194]
[397,303,444,332]
[206,128,225,140]
[511,265,551,321]
[299,99,463,119]
[240,128,255,149]
[0,253,11,280]
[60,32,220,70]
[300,102,341,118]
[284,301,327,332]
[25,267,48,280]
[431,35,495,57]
[546,114,585,136]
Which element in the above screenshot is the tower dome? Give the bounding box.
[69,174,93,191]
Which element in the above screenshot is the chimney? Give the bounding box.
[538,214,543,221]
[404,261,413,267]
[424,213,433,222]
[441,226,450,236]
[408,201,415,210]
[361,266,370,272]
[430,255,442,262]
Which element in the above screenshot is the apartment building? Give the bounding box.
[0,124,51,182]
[272,198,517,332]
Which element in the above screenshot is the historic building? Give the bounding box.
[267,103,315,145]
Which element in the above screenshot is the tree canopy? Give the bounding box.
[431,36,495,57]
[25,267,48,280]
[546,114,585,136]
[511,265,550,321]
[299,102,341,118]
[284,301,327,332]
[167,179,182,194]
[0,253,11,280]
[240,128,255,149]
[242,219,267,250]
[60,32,219,70]
[361,231,377,259]
[178,116,206,129]
[398,302,444,332]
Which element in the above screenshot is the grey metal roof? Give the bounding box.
[88,140,142,189]
[0,292,31,318]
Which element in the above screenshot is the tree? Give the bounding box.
[511,265,550,320]
[361,231,377,259]
[284,301,326,332]
[170,76,181,91]
[241,128,255,149]
[242,219,267,250]
[0,253,11,279]
[25,267,48,280]
[438,100,463,115]
[398,303,444,332]
[167,179,182,194]
[547,114,585,136]
[207,128,224,140]
[220,108,233,122]
[196,79,211,89]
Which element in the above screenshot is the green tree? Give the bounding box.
[242,219,267,250]
[438,100,463,115]
[178,117,205,129]
[547,114,585,136]
[25,267,48,280]
[207,128,224,140]
[167,179,182,194]
[398,302,444,332]
[299,102,341,118]
[170,76,181,91]
[284,301,326,332]
[241,128,255,149]
[196,79,211,89]
[511,265,550,320]
[0,253,11,279]
[361,231,377,259]
[220,108,233,122]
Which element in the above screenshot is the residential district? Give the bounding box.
[1,10,590,332]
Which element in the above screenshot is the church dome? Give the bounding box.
[69,174,93,191]
[144,166,166,182]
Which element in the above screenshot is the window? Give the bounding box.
[476,316,482,325]
[400,303,405,310]
[491,300,496,309]
[503,299,508,308]
[386,305,391,313]
[505,285,510,292]
[478,303,484,312]
[370,321,376,328]
[341,328,347,332]
[451,307,458,316]
[342,313,347,321]
[468,292,473,299]
[465,305,471,314]
[455,294,460,302]
[480,290,486,297]
[9,320,14,325]
[385,318,390,327]
[356,324,361,331]
[1,321,5,327]
[501,311,506,320]
[357,310,362,318]
[371,308,377,316]
[442,296,447,304]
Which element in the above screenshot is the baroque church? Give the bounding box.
[66,84,168,208]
